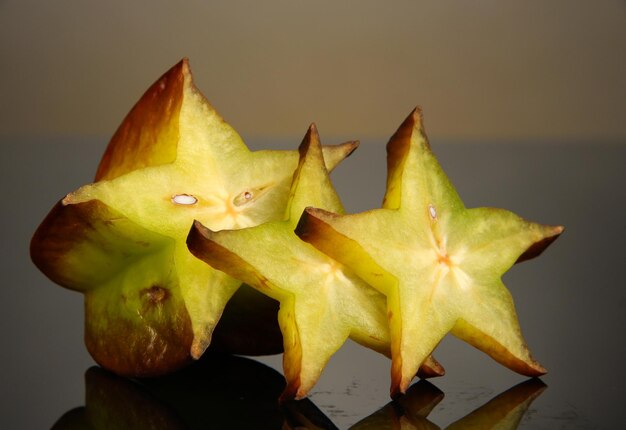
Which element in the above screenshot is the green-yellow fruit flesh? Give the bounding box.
[31,59,356,376]
[188,124,444,400]
[296,108,563,396]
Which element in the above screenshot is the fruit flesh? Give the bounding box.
[31,59,356,376]
[188,125,444,400]
[188,126,388,399]
[296,108,563,396]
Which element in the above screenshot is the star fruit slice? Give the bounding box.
[187,124,443,401]
[296,108,564,396]
[30,59,356,376]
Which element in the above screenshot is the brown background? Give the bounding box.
[1,0,625,142]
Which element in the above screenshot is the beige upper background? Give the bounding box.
[1,0,625,142]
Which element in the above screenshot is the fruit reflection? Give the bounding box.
[51,354,546,430]
[50,353,334,430]
[349,380,443,429]
[350,378,546,430]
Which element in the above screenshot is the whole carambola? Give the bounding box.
[30,59,356,377]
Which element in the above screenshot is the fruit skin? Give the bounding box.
[30,58,356,377]
[188,124,444,401]
[31,199,193,377]
[296,107,563,396]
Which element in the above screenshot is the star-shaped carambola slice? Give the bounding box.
[187,124,444,400]
[30,59,356,376]
[296,108,564,396]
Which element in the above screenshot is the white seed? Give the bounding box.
[172,194,198,205]
[428,204,437,219]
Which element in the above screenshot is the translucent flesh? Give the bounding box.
[188,127,394,399]
[297,108,562,395]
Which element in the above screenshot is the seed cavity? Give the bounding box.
[428,204,437,220]
[233,190,255,206]
[172,194,198,205]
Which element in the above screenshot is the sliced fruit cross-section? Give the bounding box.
[188,124,444,400]
[296,108,563,396]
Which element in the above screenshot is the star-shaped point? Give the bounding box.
[296,107,563,396]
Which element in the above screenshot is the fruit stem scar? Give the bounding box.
[172,194,198,205]
[142,285,169,305]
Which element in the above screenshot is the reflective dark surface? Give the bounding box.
[50,354,337,430]
[2,138,624,428]
[48,355,547,430]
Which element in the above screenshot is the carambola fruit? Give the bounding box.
[32,59,562,402]
[296,108,563,396]
[30,59,356,376]
[188,124,443,400]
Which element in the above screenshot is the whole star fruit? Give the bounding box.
[30,59,358,377]
[296,107,563,397]
[187,123,444,401]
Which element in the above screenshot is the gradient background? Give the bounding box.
[1,0,625,142]
[1,1,625,429]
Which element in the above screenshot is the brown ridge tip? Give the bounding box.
[411,106,424,125]
[411,106,430,148]
[517,224,564,263]
[417,356,446,379]
[187,220,213,254]
[279,383,300,404]
[337,140,360,160]
[385,106,430,194]
[298,123,321,157]
[181,59,191,79]
[294,207,334,243]
[398,106,426,138]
